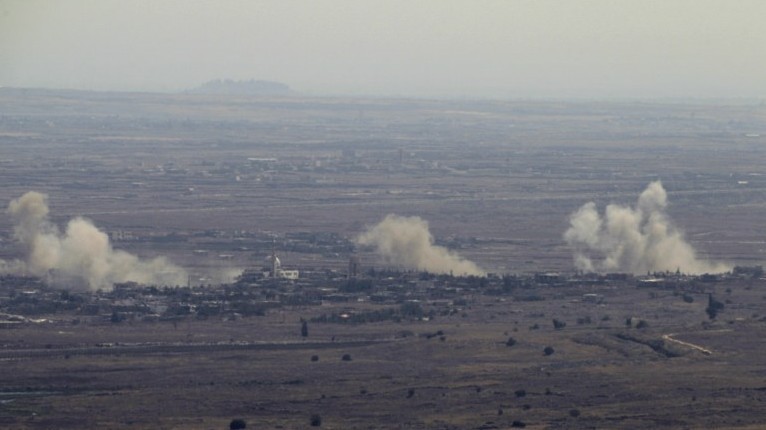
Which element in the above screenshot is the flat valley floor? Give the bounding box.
[2,280,766,429]
[1,90,766,428]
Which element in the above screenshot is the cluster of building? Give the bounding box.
[1,260,763,327]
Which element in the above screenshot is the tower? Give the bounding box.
[348,255,360,279]
[271,242,282,279]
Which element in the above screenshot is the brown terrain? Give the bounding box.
[0,89,765,429]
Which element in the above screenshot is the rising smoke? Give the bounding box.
[356,214,485,276]
[564,181,730,275]
[3,191,187,290]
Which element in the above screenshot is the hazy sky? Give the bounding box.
[1,0,764,99]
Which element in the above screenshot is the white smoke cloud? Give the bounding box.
[356,214,485,276]
[3,191,187,290]
[564,181,731,275]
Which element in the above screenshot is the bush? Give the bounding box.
[310,414,322,427]
[706,294,725,320]
[505,337,517,347]
[229,418,247,429]
[543,346,555,356]
[514,389,526,398]
[310,355,319,362]
[569,409,581,418]
[341,354,352,361]
[552,319,566,330]
[511,421,526,428]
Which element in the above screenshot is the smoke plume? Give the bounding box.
[564,181,730,275]
[3,191,187,290]
[356,214,485,276]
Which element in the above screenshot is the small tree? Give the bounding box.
[552,319,566,330]
[301,319,309,338]
[505,337,517,347]
[229,418,247,429]
[706,294,724,320]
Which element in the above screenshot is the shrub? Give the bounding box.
[543,346,555,356]
[229,418,247,429]
[706,294,725,320]
[310,414,322,427]
[569,409,581,418]
[552,319,566,330]
[310,355,319,362]
[341,354,352,361]
[506,337,517,347]
[514,389,526,398]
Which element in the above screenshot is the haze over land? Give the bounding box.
[1,0,765,99]
[3,1,766,429]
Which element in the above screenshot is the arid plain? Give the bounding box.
[1,89,766,429]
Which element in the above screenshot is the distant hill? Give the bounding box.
[189,79,291,96]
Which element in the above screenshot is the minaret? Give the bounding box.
[271,240,281,279]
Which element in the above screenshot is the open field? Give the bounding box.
[1,89,766,429]
[1,89,766,276]
[2,278,766,429]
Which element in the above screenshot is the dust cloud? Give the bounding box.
[3,191,187,290]
[564,181,730,275]
[356,214,485,276]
